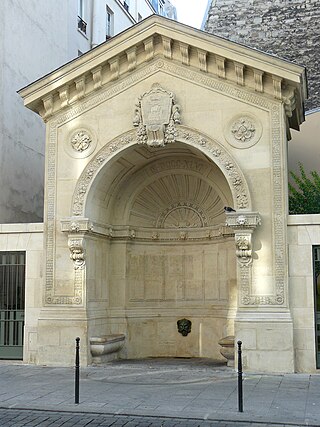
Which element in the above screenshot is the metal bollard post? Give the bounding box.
[75,337,80,404]
[237,340,243,412]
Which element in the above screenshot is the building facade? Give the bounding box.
[1,7,320,374]
[0,0,176,224]
[15,15,319,373]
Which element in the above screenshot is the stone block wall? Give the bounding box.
[0,223,43,363]
[288,214,320,372]
[204,0,320,110]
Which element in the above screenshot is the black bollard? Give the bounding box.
[75,337,80,404]
[237,340,243,412]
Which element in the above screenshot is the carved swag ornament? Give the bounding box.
[133,83,181,147]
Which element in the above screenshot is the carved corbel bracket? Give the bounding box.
[41,94,54,120]
[282,85,297,118]
[68,237,86,270]
[126,46,137,72]
[75,75,86,100]
[143,37,154,61]
[272,75,282,100]
[225,212,261,266]
[253,69,264,93]
[235,233,252,266]
[61,218,93,269]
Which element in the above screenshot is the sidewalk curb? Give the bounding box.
[0,404,318,427]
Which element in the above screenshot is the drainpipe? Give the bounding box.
[91,0,106,48]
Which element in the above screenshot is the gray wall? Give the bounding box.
[204,0,320,111]
[0,0,71,223]
[0,0,151,223]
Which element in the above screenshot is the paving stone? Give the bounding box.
[0,360,319,425]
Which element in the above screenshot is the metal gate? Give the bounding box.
[314,247,320,368]
[0,252,25,359]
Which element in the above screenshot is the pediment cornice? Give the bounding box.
[19,16,307,130]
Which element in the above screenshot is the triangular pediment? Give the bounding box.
[19,15,307,130]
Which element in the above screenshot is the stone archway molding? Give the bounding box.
[71,125,252,218]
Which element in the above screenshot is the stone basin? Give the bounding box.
[218,335,235,367]
[90,334,125,363]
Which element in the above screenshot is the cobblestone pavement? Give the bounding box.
[0,408,307,427]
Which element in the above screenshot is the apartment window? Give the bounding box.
[159,0,164,16]
[123,0,129,12]
[106,6,114,40]
[78,0,87,34]
[151,0,158,13]
[138,13,142,22]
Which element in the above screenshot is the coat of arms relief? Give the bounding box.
[133,83,181,147]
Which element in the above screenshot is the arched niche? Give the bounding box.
[86,146,233,228]
[71,127,251,360]
[72,125,252,219]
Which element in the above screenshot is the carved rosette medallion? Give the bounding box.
[225,114,262,149]
[231,118,255,142]
[71,130,92,152]
[133,83,181,147]
[64,128,97,159]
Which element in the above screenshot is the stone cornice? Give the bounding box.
[225,212,261,231]
[60,217,234,242]
[19,16,306,128]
